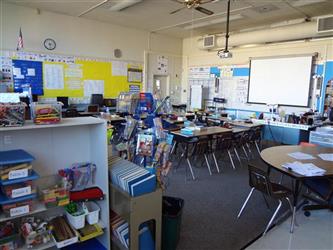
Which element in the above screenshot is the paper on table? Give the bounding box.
[288,152,316,160]
[282,161,326,176]
[318,153,333,162]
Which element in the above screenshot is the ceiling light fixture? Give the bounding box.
[183,14,243,30]
[217,0,232,59]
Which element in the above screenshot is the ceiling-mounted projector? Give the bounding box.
[217,50,233,59]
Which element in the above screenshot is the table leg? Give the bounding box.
[290,179,300,233]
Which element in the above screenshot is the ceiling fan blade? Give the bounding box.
[170,6,186,14]
[195,6,214,15]
[170,0,185,4]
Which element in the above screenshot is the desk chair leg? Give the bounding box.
[286,197,299,227]
[237,187,255,218]
[171,142,177,155]
[212,153,220,173]
[242,146,249,160]
[255,141,261,154]
[227,150,236,170]
[262,194,270,209]
[246,143,253,158]
[204,154,212,175]
[186,158,196,180]
[233,148,241,164]
[263,200,282,236]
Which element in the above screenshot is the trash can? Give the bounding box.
[162,196,184,250]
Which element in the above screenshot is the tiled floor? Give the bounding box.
[247,209,333,250]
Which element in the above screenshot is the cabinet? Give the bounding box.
[0,117,110,249]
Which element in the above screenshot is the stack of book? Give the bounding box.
[108,156,156,197]
[110,210,154,250]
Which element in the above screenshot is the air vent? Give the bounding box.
[203,35,215,49]
[317,15,333,33]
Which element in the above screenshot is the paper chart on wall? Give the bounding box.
[65,64,83,78]
[157,55,168,74]
[44,64,64,90]
[112,61,128,76]
[83,80,104,97]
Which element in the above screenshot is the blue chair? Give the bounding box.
[303,178,333,216]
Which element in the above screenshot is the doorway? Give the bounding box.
[153,75,169,99]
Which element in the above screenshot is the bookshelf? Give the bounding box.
[0,117,110,249]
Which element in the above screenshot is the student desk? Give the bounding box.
[171,127,232,180]
[260,145,333,233]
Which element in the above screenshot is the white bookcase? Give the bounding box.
[0,117,110,249]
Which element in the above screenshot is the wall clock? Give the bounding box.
[44,38,56,50]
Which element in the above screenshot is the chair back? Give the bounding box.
[253,126,262,141]
[88,104,99,112]
[193,137,210,155]
[248,164,273,196]
[214,132,233,151]
[65,108,79,118]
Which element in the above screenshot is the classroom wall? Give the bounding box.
[182,32,333,113]
[1,2,182,60]
[0,2,183,99]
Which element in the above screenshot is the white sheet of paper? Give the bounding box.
[288,152,316,160]
[67,79,82,90]
[112,61,128,76]
[27,68,35,76]
[44,64,64,89]
[318,153,333,162]
[13,67,21,76]
[83,80,104,97]
[282,161,326,176]
[65,64,83,78]
[0,93,21,103]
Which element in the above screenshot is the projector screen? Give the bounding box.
[247,55,313,107]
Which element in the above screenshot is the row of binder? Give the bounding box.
[108,156,156,197]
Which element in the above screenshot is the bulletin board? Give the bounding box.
[1,50,143,99]
[12,59,43,95]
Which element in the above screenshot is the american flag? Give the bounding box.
[16,27,24,51]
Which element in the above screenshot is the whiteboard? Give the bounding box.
[248,55,313,106]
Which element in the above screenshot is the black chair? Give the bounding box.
[302,178,333,216]
[65,108,79,118]
[237,162,293,235]
[248,126,262,155]
[190,136,215,175]
[211,132,236,171]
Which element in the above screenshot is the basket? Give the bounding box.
[65,211,86,229]
[85,201,100,225]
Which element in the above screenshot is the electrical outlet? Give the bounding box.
[4,135,12,145]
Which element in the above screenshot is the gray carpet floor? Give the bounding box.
[165,150,292,250]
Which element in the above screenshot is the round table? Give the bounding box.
[260,145,333,233]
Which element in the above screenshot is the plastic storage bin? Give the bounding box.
[85,201,100,225]
[162,196,184,250]
[1,198,34,217]
[1,180,36,199]
[0,102,25,127]
[31,102,62,125]
[66,211,86,229]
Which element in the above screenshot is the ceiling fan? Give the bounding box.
[170,0,219,15]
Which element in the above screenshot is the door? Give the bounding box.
[153,75,169,99]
